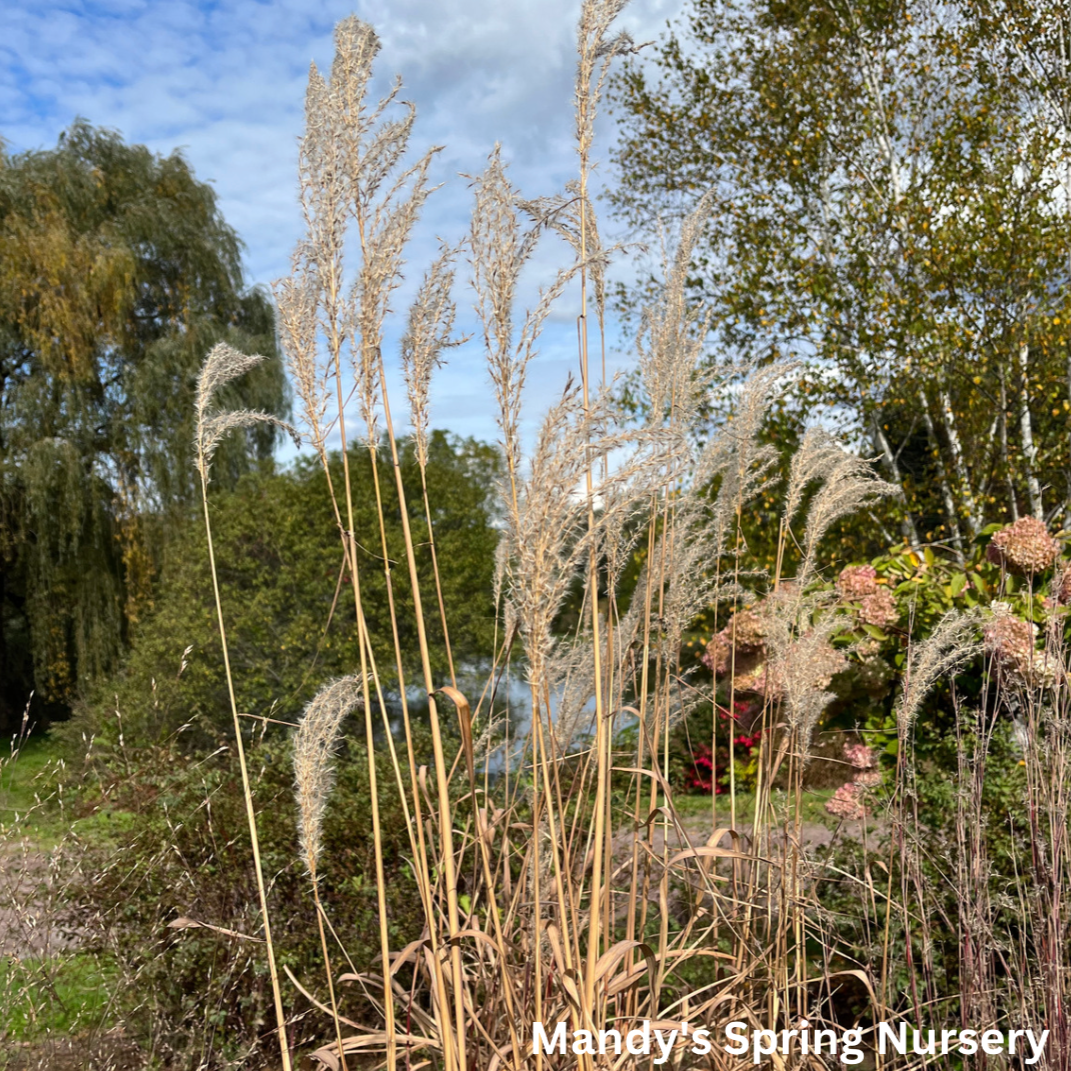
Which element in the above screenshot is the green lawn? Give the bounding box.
[0,736,133,849]
[0,952,118,1044]
[0,736,66,841]
[652,786,839,827]
[0,739,123,1051]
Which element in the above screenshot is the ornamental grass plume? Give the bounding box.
[192,342,300,1071]
[293,677,362,880]
[470,147,564,491]
[636,191,716,429]
[496,384,673,691]
[401,243,462,470]
[895,609,983,734]
[193,343,299,483]
[986,515,1061,574]
[785,428,897,586]
[764,610,847,742]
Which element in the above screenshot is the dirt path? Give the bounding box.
[4,1032,140,1071]
[0,843,82,958]
[615,811,864,859]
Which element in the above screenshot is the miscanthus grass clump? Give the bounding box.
[172,4,1071,1069]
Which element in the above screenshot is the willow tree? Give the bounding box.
[610,0,1071,557]
[0,122,287,727]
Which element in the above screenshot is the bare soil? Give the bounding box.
[0,843,83,957]
[4,1032,140,1071]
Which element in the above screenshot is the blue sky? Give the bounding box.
[5,0,683,454]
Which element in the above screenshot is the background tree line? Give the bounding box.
[611,0,1071,557]
[0,123,500,738]
[0,123,288,733]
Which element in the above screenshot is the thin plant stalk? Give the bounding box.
[197,477,293,1071]
[376,361,468,1071]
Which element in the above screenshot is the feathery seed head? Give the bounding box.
[193,344,298,483]
[401,243,461,467]
[786,428,897,587]
[637,193,715,430]
[576,0,635,160]
[895,610,983,734]
[293,676,363,879]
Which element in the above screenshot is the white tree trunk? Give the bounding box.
[869,414,921,547]
[919,389,965,560]
[999,370,1019,522]
[1017,340,1043,518]
[938,387,982,537]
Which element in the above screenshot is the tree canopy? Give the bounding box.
[71,432,501,752]
[610,0,1071,559]
[0,122,288,728]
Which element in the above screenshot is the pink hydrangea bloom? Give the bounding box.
[702,610,767,690]
[1053,568,1071,607]
[844,743,876,769]
[826,782,867,820]
[986,517,1060,574]
[837,564,879,599]
[858,589,898,629]
[984,609,1038,678]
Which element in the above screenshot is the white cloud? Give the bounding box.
[5,0,685,452]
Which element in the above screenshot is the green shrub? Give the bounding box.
[67,431,499,754]
[74,731,442,1068]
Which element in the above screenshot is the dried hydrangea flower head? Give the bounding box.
[1052,567,1071,607]
[859,588,898,628]
[836,564,878,599]
[844,742,876,769]
[702,609,775,696]
[986,516,1060,574]
[826,781,867,820]
[702,609,766,676]
[983,602,1051,686]
[827,741,882,819]
[846,742,882,787]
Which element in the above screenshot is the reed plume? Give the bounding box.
[895,609,984,735]
[193,343,298,482]
[785,426,897,587]
[293,677,362,880]
[401,243,462,469]
[192,343,298,1071]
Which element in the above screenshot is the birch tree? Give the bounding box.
[611,0,1071,556]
